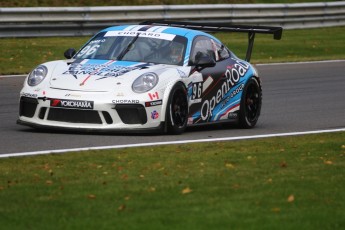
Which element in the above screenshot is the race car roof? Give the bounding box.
[102,24,209,37]
[139,20,283,62]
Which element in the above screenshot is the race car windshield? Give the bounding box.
[75,31,187,66]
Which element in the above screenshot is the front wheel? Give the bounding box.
[166,83,188,134]
[239,77,262,128]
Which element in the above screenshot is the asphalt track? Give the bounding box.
[0,60,344,156]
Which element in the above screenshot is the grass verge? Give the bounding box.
[1,132,344,229]
[1,26,344,75]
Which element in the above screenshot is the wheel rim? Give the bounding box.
[245,83,260,122]
[171,90,188,127]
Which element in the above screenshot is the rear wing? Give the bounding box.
[140,20,283,62]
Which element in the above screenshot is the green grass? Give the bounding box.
[0,37,89,75]
[216,26,345,63]
[0,132,344,229]
[1,26,344,75]
[0,0,336,7]
[1,4,344,227]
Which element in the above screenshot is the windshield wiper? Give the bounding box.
[117,33,140,60]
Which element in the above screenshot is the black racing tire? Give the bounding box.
[239,77,262,128]
[166,82,188,135]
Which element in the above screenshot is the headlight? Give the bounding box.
[132,72,158,93]
[27,65,48,86]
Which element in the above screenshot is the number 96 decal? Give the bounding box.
[191,82,203,100]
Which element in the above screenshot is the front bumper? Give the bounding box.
[18,96,164,133]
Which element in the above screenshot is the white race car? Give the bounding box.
[18,21,282,134]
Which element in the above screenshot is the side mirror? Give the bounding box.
[64,48,76,59]
[194,52,216,68]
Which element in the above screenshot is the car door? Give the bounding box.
[188,35,233,124]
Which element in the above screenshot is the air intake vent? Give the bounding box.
[115,104,147,124]
[47,108,102,124]
[19,97,38,118]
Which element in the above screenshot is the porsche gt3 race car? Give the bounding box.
[17,21,282,134]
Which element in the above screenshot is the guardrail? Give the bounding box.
[1,2,344,37]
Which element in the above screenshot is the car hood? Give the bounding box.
[48,59,174,92]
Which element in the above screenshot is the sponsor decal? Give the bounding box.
[50,99,94,110]
[63,62,140,79]
[187,117,194,125]
[228,112,238,119]
[177,69,187,78]
[221,84,244,109]
[89,39,106,44]
[148,92,159,100]
[151,110,159,120]
[112,99,140,104]
[200,59,249,121]
[65,93,82,98]
[21,93,38,98]
[105,31,176,41]
[145,100,162,107]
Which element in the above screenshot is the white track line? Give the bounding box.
[0,74,26,78]
[256,59,345,66]
[1,60,344,158]
[1,128,345,158]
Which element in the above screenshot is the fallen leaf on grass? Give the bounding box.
[287,194,295,202]
[45,180,53,185]
[324,160,333,165]
[148,187,156,192]
[232,184,240,190]
[87,194,96,199]
[225,163,235,169]
[280,161,287,168]
[271,207,281,212]
[118,204,126,211]
[181,187,192,194]
[43,164,50,170]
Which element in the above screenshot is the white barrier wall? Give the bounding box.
[0,2,344,37]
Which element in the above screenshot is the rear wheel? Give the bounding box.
[239,77,262,128]
[166,83,188,134]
